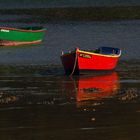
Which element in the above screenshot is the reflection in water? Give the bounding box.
[77,72,119,101]
[0,70,139,140]
[74,72,120,109]
[72,72,139,111]
[0,71,138,106]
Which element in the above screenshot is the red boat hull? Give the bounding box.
[61,48,121,75]
[77,50,119,70]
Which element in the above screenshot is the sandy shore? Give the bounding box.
[0,6,140,21]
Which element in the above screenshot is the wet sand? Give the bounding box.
[0,60,139,139]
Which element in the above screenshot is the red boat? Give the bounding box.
[61,47,121,75]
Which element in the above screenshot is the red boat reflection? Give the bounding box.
[76,72,119,102]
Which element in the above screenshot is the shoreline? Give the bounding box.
[0,6,140,21]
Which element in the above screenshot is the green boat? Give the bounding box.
[0,26,46,46]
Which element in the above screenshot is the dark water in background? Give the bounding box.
[0,2,140,140]
[0,0,140,9]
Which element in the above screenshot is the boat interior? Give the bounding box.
[93,47,121,55]
[19,26,44,30]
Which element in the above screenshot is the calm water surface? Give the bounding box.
[0,10,140,140]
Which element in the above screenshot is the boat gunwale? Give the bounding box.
[0,27,46,33]
[78,49,121,58]
[61,51,75,57]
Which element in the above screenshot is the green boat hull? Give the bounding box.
[0,26,46,46]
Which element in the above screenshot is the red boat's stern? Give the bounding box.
[61,49,79,75]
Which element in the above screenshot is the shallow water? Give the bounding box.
[0,62,139,140]
[0,20,140,64]
[0,7,140,140]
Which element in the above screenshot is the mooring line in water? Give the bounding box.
[69,48,78,76]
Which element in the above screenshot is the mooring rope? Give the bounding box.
[69,49,78,76]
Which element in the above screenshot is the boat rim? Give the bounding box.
[78,49,121,58]
[0,27,46,33]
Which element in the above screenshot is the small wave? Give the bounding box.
[80,127,95,130]
[120,80,140,83]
